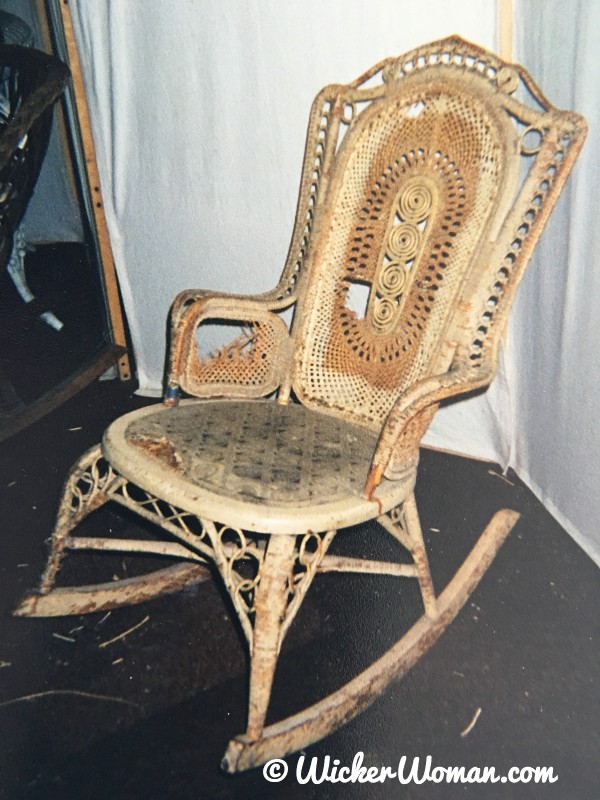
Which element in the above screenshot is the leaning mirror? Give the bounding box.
[0,0,129,441]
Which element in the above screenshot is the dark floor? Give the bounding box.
[0,378,598,800]
[0,243,110,416]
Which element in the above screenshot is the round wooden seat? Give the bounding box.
[103,400,417,534]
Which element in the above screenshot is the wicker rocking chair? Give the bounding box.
[16,36,586,772]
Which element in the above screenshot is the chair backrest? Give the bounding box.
[277,36,586,431]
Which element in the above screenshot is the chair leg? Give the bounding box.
[16,447,216,617]
[401,493,437,617]
[246,534,297,739]
[203,525,335,742]
[38,446,117,594]
[378,492,437,618]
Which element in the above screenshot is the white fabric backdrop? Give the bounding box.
[69,0,495,386]
[69,1,599,563]
[507,0,600,562]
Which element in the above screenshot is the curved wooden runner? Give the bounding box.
[14,562,210,617]
[222,509,518,772]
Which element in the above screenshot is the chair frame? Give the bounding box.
[15,36,586,773]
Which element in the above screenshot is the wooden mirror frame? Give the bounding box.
[0,0,131,442]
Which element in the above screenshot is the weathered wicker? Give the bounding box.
[16,36,586,773]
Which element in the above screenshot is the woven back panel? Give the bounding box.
[293,74,516,428]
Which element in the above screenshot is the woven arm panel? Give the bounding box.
[167,294,292,400]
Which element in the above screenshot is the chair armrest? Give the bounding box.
[166,292,292,401]
[364,357,494,499]
[169,286,286,328]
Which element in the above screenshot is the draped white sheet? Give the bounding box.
[506,0,600,563]
[69,1,599,563]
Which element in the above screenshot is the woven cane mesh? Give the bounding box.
[294,79,512,428]
[183,314,289,398]
[125,402,379,507]
[192,328,271,389]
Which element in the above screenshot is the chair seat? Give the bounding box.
[103,400,417,534]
